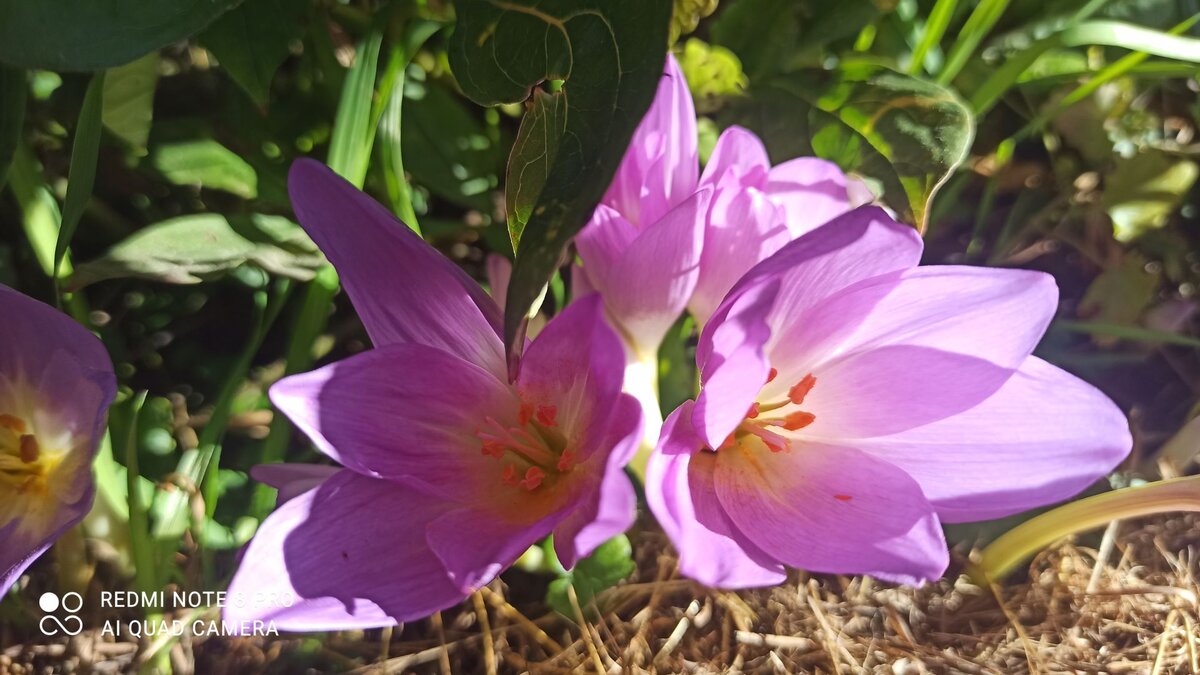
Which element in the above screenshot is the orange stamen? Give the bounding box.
[502,464,519,486]
[19,435,39,464]
[766,368,778,383]
[788,374,817,405]
[481,440,506,458]
[0,414,26,434]
[745,425,789,453]
[520,467,545,491]
[517,402,534,426]
[535,405,558,428]
[556,448,577,472]
[834,494,853,501]
[746,402,760,419]
[781,411,816,431]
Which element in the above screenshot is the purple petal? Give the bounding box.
[646,403,787,588]
[692,279,779,448]
[690,181,788,326]
[603,54,698,227]
[288,160,505,378]
[857,357,1132,522]
[225,470,467,631]
[485,254,512,312]
[0,482,95,597]
[603,187,712,355]
[576,205,640,298]
[516,296,632,463]
[699,126,769,186]
[713,438,948,585]
[764,157,851,235]
[251,463,340,505]
[426,506,565,593]
[270,343,516,502]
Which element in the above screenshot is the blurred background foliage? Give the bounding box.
[2,0,1200,665]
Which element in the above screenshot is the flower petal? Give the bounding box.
[713,437,948,585]
[763,157,851,235]
[646,402,787,588]
[288,159,505,378]
[426,506,565,593]
[576,205,641,298]
[603,187,712,355]
[603,54,698,227]
[698,126,769,186]
[225,470,467,631]
[270,343,516,502]
[485,254,512,312]
[0,482,94,597]
[251,463,341,506]
[856,356,1132,522]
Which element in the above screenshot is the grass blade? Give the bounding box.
[53,71,105,281]
[908,0,958,75]
[937,0,1011,84]
[326,26,383,186]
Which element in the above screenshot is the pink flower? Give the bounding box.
[0,286,115,595]
[645,207,1132,587]
[226,161,642,631]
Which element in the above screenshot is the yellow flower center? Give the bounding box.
[0,411,69,531]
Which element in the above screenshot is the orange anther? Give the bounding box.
[788,374,817,405]
[834,494,853,502]
[0,414,26,434]
[746,402,760,419]
[517,403,534,426]
[556,448,577,472]
[781,411,816,431]
[536,405,558,428]
[19,435,39,464]
[520,467,545,491]
[502,464,519,486]
[766,368,778,383]
[481,440,506,458]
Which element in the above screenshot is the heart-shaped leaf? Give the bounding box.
[449,0,672,360]
[200,0,311,106]
[0,0,243,71]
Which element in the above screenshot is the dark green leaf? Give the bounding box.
[726,67,974,229]
[449,0,672,357]
[69,214,322,289]
[102,53,159,155]
[152,139,258,198]
[54,72,106,278]
[504,89,566,247]
[1103,151,1199,242]
[0,0,243,71]
[546,535,636,617]
[201,0,310,105]
[0,66,26,190]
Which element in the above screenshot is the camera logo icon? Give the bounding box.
[38,592,84,637]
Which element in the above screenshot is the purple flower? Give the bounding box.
[645,207,1132,588]
[226,160,642,631]
[0,286,115,596]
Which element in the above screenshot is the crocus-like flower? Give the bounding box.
[226,160,642,630]
[646,206,1132,587]
[0,286,115,595]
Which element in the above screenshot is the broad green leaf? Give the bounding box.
[546,535,636,617]
[152,139,258,198]
[69,214,322,289]
[0,66,26,190]
[200,0,310,105]
[0,0,243,71]
[504,89,566,246]
[102,53,159,155]
[727,67,974,228]
[54,72,106,278]
[710,0,798,81]
[449,0,672,354]
[1103,151,1199,242]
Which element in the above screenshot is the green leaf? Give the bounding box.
[1103,151,1199,243]
[327,26,383,187]
[0,66,26,190]
[710,0,798,81]
[449,0,672,355]
[677,38,748,113]
[504,89,566,247]
[102,53,159,155]
[152,139,258,198]
[69,213,322,289]
[201,0,310,105]
[546,535,636,617]
[727,67,974,229]
[0,0,243,71]
[54,72,107,279]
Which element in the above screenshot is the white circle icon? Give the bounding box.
[38,592,59,613]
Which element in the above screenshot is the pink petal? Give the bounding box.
[270,343,516,502]
[713,438,948,585]
[426,506,566,593]
[856,357,1132,522]
[699,126,769,186]
[575,205,640,298]
[646,402,787,588]
[553,450,638,569]
[764,157,852,235]
[251,463,340,505]
[485,254,512,312]
[225,470,466,631]
[690,181,788,326]
[604,187,712,355]
[288,160,505,378]
[603,54,698,227]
